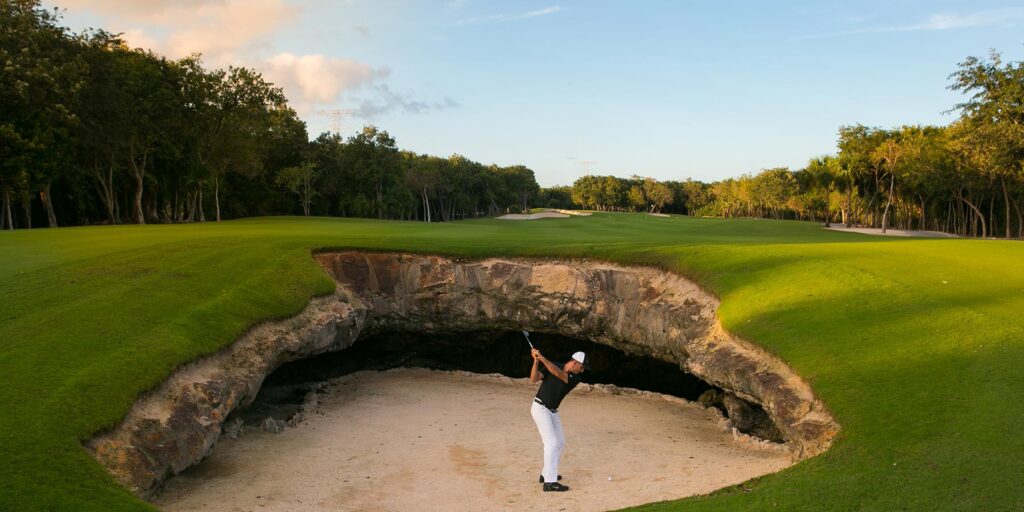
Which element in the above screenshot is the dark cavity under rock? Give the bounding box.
[261,330,715,401]
[239,330,783,442]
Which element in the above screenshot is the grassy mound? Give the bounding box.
[1,214,1022,511]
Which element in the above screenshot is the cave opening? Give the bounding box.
[234,330,784,443]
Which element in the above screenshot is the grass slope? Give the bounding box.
[1,215,1022,511]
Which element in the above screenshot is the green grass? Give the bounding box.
[2,214,1022,511]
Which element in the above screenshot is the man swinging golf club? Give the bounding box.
[525,331,587,492]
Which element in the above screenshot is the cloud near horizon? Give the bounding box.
[354,84,460,119]
[60,0,455,119]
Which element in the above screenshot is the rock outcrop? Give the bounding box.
[86,296,367,497]
[87,252,839,498]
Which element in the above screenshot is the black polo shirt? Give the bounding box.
[535,364,582,411]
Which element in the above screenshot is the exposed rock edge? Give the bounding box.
[86,251,839,498]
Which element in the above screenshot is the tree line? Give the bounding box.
[547,51,1024,238]
[1,1,540,229]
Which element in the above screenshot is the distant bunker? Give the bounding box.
[87,252,839,499]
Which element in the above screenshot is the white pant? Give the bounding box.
[531,401,565,484]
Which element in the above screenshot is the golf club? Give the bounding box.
[521,330,534,350]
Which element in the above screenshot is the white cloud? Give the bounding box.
[262,53,390,113]
[454,5,562,25]
[353,84,459,119]
[519,6,562,19]
[802,7,1024,39]
[61,0,297,64]
[59,0,458,118]
[908,8,1024,31]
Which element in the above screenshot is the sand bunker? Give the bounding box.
[497,209,593,220]
[825,226,958,238]
[497,211,570,220]
[648,212,670,218]
[155,368,791,512]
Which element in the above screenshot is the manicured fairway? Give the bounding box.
[1,215,1022,511]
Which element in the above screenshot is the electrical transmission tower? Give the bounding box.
[576,160,597,176]
[314,108,357,135]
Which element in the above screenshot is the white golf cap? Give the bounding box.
[571,351,587,365]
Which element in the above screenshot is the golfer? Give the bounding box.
[529,347,587,492]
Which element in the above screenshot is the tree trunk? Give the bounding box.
[919,195,927,232]
[376,177,383,219]
[1001,177,1011,239]
[958,192,986,238]
[302,173,311,216]
[823,183,831,227]
[39,182,58,228]
[18,193,31,229]
[945,201,951,234]
[129,141,149,224]
[2,189,13,230]
[93,164,117,224]
[986,195,992,237]
[844,184,854,227]
[1011,195,1023,239]
[214,176,221,222]
[185,188,196,223]
[198,187,206,222]
[132,167,145,224]
[422,186,431,223]
[880,174,895,233]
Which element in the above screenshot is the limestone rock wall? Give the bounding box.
[86,296,368,497]
[86,251,839,499]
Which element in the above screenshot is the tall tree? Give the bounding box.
[116,49,181,224]
[75,30,130,224]
[276,163,318,216]
[806,156,837,226]
[183,62,286,221]
[343,126,401,219]
[0,0,85,228]
[949,50,1024,238]
[642,177,674,213]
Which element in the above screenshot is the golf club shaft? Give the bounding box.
[522,330,534,350]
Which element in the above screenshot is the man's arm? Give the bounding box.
[530,349,543,383]
[537,353,569,384]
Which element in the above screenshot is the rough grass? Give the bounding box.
[1,214,1022,511]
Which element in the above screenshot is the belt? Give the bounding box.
[534,397,558,413]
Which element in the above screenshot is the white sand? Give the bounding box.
[497,209,593,220]
[154,369,792,512]
[497,211,571,220]
[825,226,958,238]
[647,213,670,218]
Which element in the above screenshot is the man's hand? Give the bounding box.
[531,349,542,362]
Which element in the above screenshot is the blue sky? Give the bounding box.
[52,1,1024,186]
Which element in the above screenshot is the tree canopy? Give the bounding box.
[0,1,540,228]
